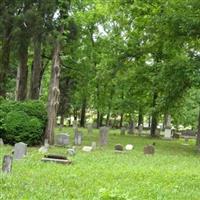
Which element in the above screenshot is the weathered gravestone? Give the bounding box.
[91,141,97,150]
[44,139,49,148]
[164,115,172,139]
[67,147,76,156]
[99,126,109,146]
[0,138,4,145]
[87,123,93,134]
[128,120,134,134]
[13,142,27,160]
[138,124,143,135]
[38,146,48,154]
[125,144,134,151]
[74,131,82,145]
[2,155,13,173]
[82,146,93,152]
[120,127,126,135]
[114,144,123,151]
[144,145,155,155]
[55,134,69,146]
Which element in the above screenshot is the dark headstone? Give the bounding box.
[144,145,155,155]
[44,154,67,160]
[114,144,123,151]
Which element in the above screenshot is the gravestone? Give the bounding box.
[67,148,76,156]
[164,115,172,139]
[128,120,134,134]
[74,131,82,145]
[138,124,143,135]
[73,120,78,130]
[91,141,97,150]
[87,123,93,134]
[55,134,69,146]
[125,144,134,151]
[2,155,13,173]
[144,145,155,155]
[38,146,48,154]
[99,126,109,146]
[0,138,4,145]
[44,139,49,148]
[13,142,27,160]
[114,144,123,151]
[120,127,126,135]
[82,146,93,152]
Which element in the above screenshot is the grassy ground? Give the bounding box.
[1,128,200,200]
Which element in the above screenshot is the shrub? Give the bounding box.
[0,100,47,146]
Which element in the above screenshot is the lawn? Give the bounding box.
[1,128,200,200]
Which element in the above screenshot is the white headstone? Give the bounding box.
[125,144,134,151]
[38,146,48,154]
[13,142,27,160]
[164,128,172,139]
[82,146,93,152]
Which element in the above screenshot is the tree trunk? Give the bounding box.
[99,113,104,127]
[106,112,110,126]
[29,36,42,99]
[150,92,158,137]
[80,97,87,127]
[16,41,29,101]
[138,107,143,126]
[196,106,200,150]
[45,40,61,144]
[0,24,12,98]
[120,113,123,128]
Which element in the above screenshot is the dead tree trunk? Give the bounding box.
[45,40,61,144]
[29,36,42,99]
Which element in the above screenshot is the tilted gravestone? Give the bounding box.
[99,126,109,146]
[0,138,4,145]
[74,131,82,145]
[144,145,155,155]
[120,127,126,135]
[55,134,69,146]
[13,142,27,160]
[2,155,13,173]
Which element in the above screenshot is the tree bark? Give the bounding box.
[0,24,12,98]
[150,92,158,137]
[80,97,87,127]
[45,40,61,144]
[138,107,143,126]
[196,106,200,150]
[29,36,42,99]
[120,113,123,128]
[16,41,29,101]
[106,112,110,126]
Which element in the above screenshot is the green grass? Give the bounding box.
[1,128,200,200]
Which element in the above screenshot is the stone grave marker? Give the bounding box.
[144,145,155,155]
[82,146,93,152]
[74,131,82,145]
[55,134,69,146]
[127,120,134,134]
[114,144,123,151]
[91,141,97,150]
[120,127,126,135]
[125,144,134,151]
[0,138,4,145]
[2,155,13,173]
[87,123,93,134]
[13,142,27,160]
[67,148,76,156]
[99,126,109,146]
[164,115,172,139]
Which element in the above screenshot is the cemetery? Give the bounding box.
[0,0,200,199]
